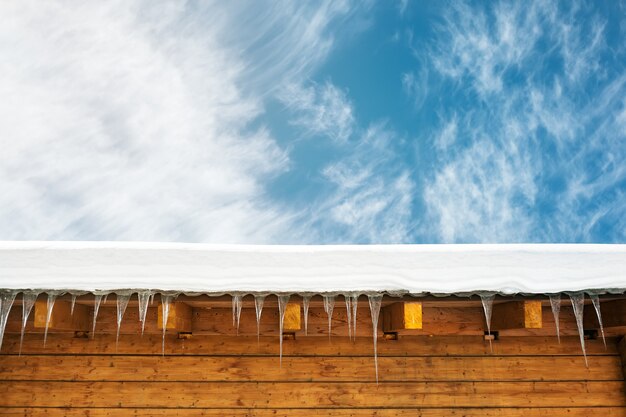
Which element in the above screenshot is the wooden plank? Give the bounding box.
[585,299,626,329]
[2,333,616,356]
[283,303,301,331]
[0,381,623,407]
[158,302,192,332]
[383,302,422,332]
[0,355,619,382]
[2,407,626,417]
[492,301,542,330]
[33,300,90,332]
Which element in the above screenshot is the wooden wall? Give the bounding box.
[0,295,625,416]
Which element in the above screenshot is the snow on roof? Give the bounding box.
[0,242,625,295]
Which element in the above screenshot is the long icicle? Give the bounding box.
[323,295,335,341]
[161,295,174,356]
[278,295,290,367]
[368,294,383,384]
[137,291,151,336]
[345,295,352,340]
[232,295,243,335]
[115,293,131,351]
[302,296,311,336]
[70,294,77,316]
[351,294,359,341]
[91,294,104,339]
[43,293,57,347]
[589,294,606,348]
[19,291,38,355]
[255,295,265,343]
[0,291,17,351]
[480,294,495,352]
[549,294,561,343]
[569,292,588,367]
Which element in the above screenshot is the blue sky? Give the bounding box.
[1,0,625,243]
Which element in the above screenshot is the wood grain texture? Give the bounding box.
[1,333,615,356]
[3,408,626,417]
[0,354,618,382]
[2,381,624,408]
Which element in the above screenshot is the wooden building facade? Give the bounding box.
[1,292,625,416]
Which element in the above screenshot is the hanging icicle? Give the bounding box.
[302,295,311,336]
[350,294,359,340]
[549,294,561,343]
[254,295,265,342]
[43,293,57,347]
[91,294,105,339]
[323,295,335,340]
[589,294,606,349]
[70,294,77,316]
[277,295,290,366]
[0,291,18,351]
[345,295,353,340]
[569,292,588,367]
[480,294,495,352]
[137,291,151,336]
[368,294,383,384]
[232,295,243,335]
[161,294,174,356]
[115,293,131,350]
[19,291,38,355]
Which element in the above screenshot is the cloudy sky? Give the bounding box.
[1,1,625,243]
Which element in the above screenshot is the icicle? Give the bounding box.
[368,294,383,384]
[254,295,265,342]
[150,292,156,305]
[302,296,311,336]
[137,291,151,336]
[161,295,174,356]
[115,293,131,350]
[589,294,606,349]
[277,295,290,366]
[480,294,495,352]
[350,294,359,340]
[345,295,352,340]
[19,292,38,355]
[43,293,57,347]
[70,294,77,316]
[91,294,104,339]
[232,295,243,335]
[569,293,588,367]
[0,291,18,351]
[323,295,335,340]
[549,294,561,343]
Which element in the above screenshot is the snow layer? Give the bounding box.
[0,242,625,295]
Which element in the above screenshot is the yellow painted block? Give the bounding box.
[283,302,301,331]
[524,300,543,329]
[404,302,422,329]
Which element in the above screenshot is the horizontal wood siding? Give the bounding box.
[1,302,625,416]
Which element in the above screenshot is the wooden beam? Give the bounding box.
[584,299,626,329]
[283,303,301,332]
[382,302,422,332]
[157,302,192,332]
[33,300,90,332]
[491,301,542,330]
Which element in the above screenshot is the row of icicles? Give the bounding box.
[0,291,608,381]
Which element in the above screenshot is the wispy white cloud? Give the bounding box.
[401,68,428,111]
[0,0,355,242]
[303,123,415,243]
[422,0,626,243]
[278,81,355,142]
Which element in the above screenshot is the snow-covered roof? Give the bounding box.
[0,242,625,295]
